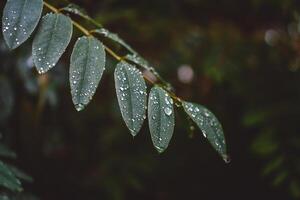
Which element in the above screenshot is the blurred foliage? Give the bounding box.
[1,0,300,199]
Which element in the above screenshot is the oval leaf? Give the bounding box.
[32,13,73,74]
[183,101,228,160]
[2,0,43,49]
[70,36,106,111]
[148,86,175,153]
[114,61,147,136]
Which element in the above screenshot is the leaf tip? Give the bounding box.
[223,154,231,164]
[75,103,85,111]
[155,146,165,154]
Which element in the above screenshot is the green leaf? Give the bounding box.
[4,164,33,183]
[125,54,151,71]
[32,13,73,74]
[183,101,228,160]
[0,144,16,159]
[93,28,136,54]
[114,61,147,136]
[148,86,175,153]
[70,36,106,111]
[0,161,22,192]
[61,4,102,28]
[2,0,43,49]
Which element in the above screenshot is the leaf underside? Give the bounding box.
[2,0,43,49]
[70,36,106,111]
[32,13,73,74]
[183,101,227,159]
[114,61,147,136]
[148,86,175,153]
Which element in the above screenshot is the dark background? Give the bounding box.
[1,0,300,199]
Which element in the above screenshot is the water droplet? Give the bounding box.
[223,155,231,164]
[155,145,165,153]
[164,107,172,116]
[75,103,85,111]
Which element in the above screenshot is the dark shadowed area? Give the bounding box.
[0,0,300,199]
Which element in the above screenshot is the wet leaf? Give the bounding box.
[148,86,175,153]
[0,144,16,159]
[32,13,73,74]
[93,28,135,53]
[2,0,43,49]
[0,161,22,192]
[4,164,33,183]
[114,61,147,136]
[70,36,106,111]
[61,3,102,28]
[125,54,151,71]
[183,101,228,160]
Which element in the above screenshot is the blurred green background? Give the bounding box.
[1,0,300,199]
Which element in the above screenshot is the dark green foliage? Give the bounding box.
[0,161,22,192]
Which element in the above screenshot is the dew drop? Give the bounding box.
[164,107,172,116]
[75,103,85,111]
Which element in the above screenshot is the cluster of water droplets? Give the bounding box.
[183,102,227,158]
[115,62,147,136]
[2,10,28,48]
[32,47,57,74]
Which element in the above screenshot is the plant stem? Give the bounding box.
[43,0,182,104]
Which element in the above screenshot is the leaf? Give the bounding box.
[2,0,43,49]
[0,144,16,159]
[148,86,175,153]
[114,61,147,136]
[183,101,228,160]
[70,36,106,111]
[4,164,33,183]
[0,161,22,192]
[32,13,73,74]
[61,4,102,28]
[125,54,151,71]
[93,28,136,54]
